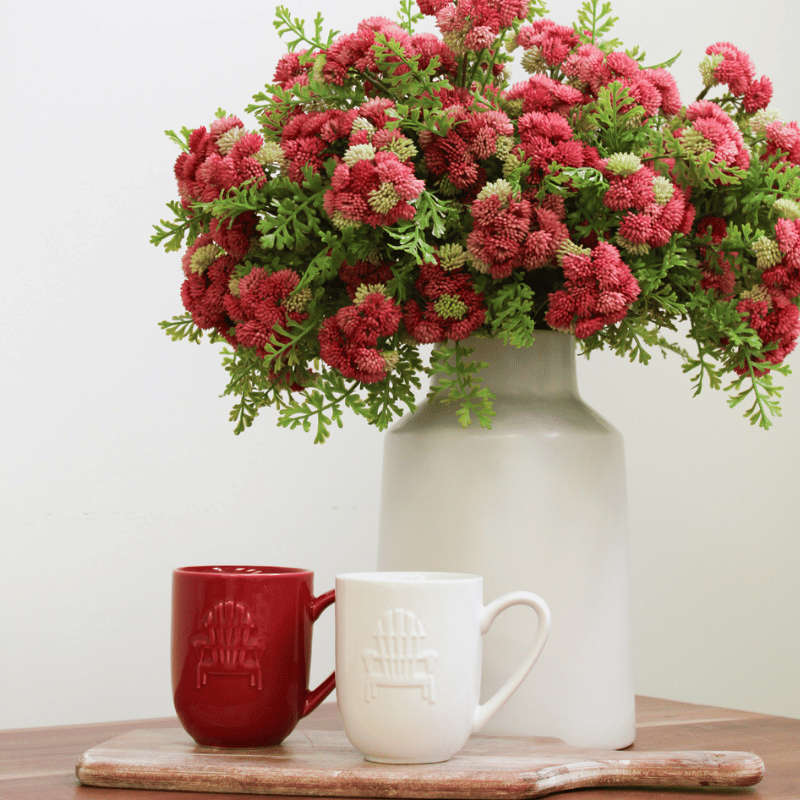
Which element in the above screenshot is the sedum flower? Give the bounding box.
[753,236,783,270]
[318,291,402,383]
[546,242,641,338]
[605,153,642,176]
[402,256,486,343]
[773,199,800,220]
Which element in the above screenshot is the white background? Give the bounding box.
[1,0,798,730]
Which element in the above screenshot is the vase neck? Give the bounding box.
[453,332,579,398]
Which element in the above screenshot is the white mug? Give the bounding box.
[335,572,550,764]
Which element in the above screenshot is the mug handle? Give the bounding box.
[471,591,551,733]
[301,589,336,718]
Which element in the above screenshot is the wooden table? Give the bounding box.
[2,698,798,799]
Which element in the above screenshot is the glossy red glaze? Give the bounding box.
[172,566,335,748]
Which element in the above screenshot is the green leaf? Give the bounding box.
[428,341,496,428]
[159,314,205,344]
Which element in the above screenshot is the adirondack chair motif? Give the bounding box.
[362,609,438,703]
[192,600,264,690]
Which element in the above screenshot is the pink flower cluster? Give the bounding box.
[322,104,425,228]
[323,17,456,88]
[505,73,584,116]
[179,233,237,338]
[545,242,641,338]
[697,216,737,297]
[508,36,681,120]
[174,117,268,258]
[766,219,800,300]
[603,165,695,251]
[741,219,800,374]
[273,50,314,91]
[318,291,402,382]
[179,235,311,381]
[175,117,266,205]
[516,110,602,180]
[419,107,514,194]
[764,120,800,168]
[280,108,355,183]
[736,295,800,376]
[402,257,486,342]
[515,19,580,68]
[417,0,527,53]
[705,42,773,113]
[339,259,394,300]
[568,46,682,117]
[467,190,569,279]
[680,100,751,172]
[711,217,800,375]
[224,269,308,360]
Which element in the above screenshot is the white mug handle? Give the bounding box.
[471,591,551,733]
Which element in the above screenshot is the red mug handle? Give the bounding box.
[301,589,336,718]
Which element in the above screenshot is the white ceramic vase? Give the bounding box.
[376,331,635,750]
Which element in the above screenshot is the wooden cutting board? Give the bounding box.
[76,727,764,797]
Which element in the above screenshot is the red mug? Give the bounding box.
[172,566,335,747]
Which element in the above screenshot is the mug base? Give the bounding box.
[363,754,453,764]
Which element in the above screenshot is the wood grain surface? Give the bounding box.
[75,726,764,797]
[3,699,799,800]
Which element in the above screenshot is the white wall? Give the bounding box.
[1,0,798,730]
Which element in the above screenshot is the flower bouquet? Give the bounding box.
[152,0,800,442]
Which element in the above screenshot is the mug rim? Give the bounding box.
[336,571,481,584]
[174,565,312,577]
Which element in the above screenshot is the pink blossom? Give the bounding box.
[416,0,450,15]
[645,68,682,116]
[210,213,258,260]
[323,17,418,86]
[606,51,640,81]
[743,75,773,113]
[225,269,308,359]
[546,242,640,337]
[197,132,269,194]
[736,292,800,376]
[563,44,610,94]
[174,117,267,207]
[323,151,424,228]
[179,233,237,337]
[603,168,655,212]
[517,110,589,178]
[418,107,513,193]
[684,100,750,171]
[410,33,458,76]
[464,25,496,51]
[765,218,800,300]
[515,19,579,68]
[467,192,568,278]
[706,42,755,96]
[505,74,584,116]
[604,166,694,250]
[272,50,314,90]
[466,193,532,277]
[562,46,681,119]
[434,0,528,52]
[764,120,800,166]
[339,260,395,300]
[280,109,357,182]
[318,292,402,382]
[402,259,486,343]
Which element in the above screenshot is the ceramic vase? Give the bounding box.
[376,331,635,750]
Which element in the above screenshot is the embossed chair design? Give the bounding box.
[192,601,264,690]
[363,609,438,703]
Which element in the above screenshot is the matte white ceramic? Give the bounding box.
[335,572,550,764]
[377,332,635,749]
